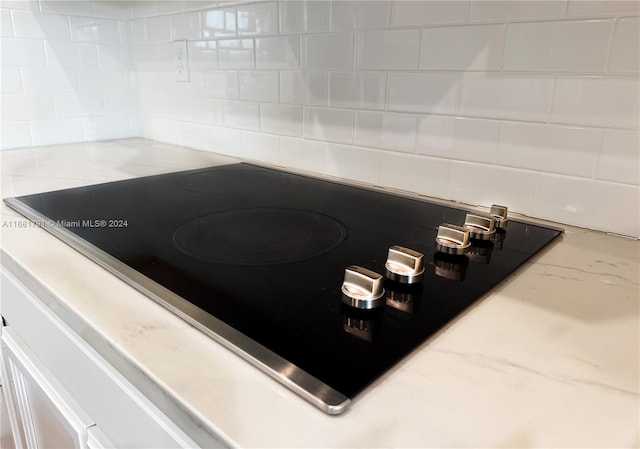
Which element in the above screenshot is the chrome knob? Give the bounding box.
[435,224,471,255]
[384,245,425,284]
[490,204,508,229]
[464,213,496,240]
[341,266,385,309]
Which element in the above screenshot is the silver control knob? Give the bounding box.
[489,204,508,229]
[435,224,471,255]
[384,245,425,284]
[464,213,496,240]
[341,266,385,309]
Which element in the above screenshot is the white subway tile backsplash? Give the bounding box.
[205,70,239,99]
[504,20,612,72]
[460,72,554,121]
[279,0,329,34]
[155,1,185,15]
[260,103,303,137]
[388,72,461,115]
[609,17,640,73]
[92,1,132,20]
[417,115,500,164]
[357,29,420,70]
[239,70,279,102]
[30,118,85,145]
[209,125,242,155]
[77,67,126,93]
[46,42,99,68]
[130,1,157,19]
[70,17,126,44]
[237,2,278,36]
[303,33,353,70]
[597,130,640,185]
[328,72,386,110]
[171,11,201,40]
[104,93,133,115]
[218,38,254,69]
[420,24,505,71]
[179,121,215,151]
[0,122,31,149]
[449,162,537,215]
[22,66,77,93]
[98,44,129,69]
[326,144,379,185]
[83,116,133,141]
[392,1,467,27]
[240,131,280,163]
[222,100,259,130]
[1,9,14,38]
[330,1,391,31]
[280,136,326,172]
[551,76,639,129]
[303,107,354,144]
[168,96,222,125]
[566,0,640,17]
[498,122,602,177]
[256,35,300,70]
[354,111,417,152]
[40,1,93,17]
[1,38,46,67]
[130,18,146,44]
[1,0,636,236]
[468,0,566,22]
[187,40,217,70]
[534,174,639,237]
[11,10,71,41]
[202,8,237,38]
[145,15,171,43]
[0,1,37,10]
[146,116,181,145]
[1,94,56,121]
[281,71,328,105]
[379,152,450,199]
[184,1,219,12]
[1,67,22,94]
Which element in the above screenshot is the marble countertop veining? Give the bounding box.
[1,139,638,448]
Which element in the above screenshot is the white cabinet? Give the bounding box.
[0,266,202,449]
[1,326,94,449]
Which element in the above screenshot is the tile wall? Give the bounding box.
[1,1,638,238]
[0,0,136,148]
[131,0,639,238]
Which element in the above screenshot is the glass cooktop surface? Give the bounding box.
[5,163,563,414]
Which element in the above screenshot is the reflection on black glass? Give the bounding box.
[385,281,423,316]
[341,305,384,342]
[434,253,469,282]
[467,239,495,265]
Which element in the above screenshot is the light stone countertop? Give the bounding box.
[1,139,638,448]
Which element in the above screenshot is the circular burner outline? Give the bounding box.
[172,207,347,266]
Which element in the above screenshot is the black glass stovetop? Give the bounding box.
[5,163,562,413]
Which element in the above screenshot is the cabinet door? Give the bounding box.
[86,426,114,449]
[1,326,95,449]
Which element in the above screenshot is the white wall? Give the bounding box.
[0,0,136,148]
[1,0,638,238]
[131,0,639,238]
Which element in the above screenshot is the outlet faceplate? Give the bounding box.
[173,40,189,82]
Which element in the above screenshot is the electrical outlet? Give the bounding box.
[174,40,190,82]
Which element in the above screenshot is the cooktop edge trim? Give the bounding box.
[3,196,352,415]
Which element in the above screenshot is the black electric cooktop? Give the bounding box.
[5,163,563,414]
